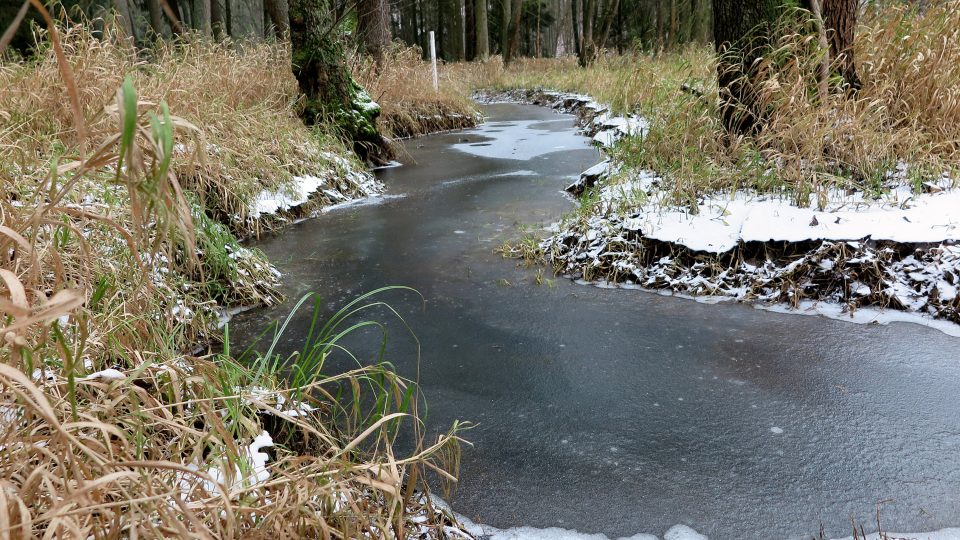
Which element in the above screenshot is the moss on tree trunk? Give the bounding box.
[288,0,392,164]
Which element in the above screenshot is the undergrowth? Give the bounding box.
[1,11,464,537]
[1,22,370,239]
[354,44,481,139]
[455,2,960,208]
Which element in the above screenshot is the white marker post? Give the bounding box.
[429,30,438,92]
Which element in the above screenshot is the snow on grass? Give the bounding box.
[828,530,960,540]
[247,151,383,220]
[83,369,126,381]
[487,88,960,332]
[617,182,960,254]
[182,430,275,497]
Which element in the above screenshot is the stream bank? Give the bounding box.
[479,88,960,335]
[232,102,960,539]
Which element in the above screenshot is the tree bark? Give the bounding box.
[571,0,580,57]
[453,0,465,59]
[147,0,164,38]
[712,0,782,133]
[821,0,860,90]
[211,0,226,38]
[289,0,351,118]
[690,0,711,43]
[289,0,391,163]
[194,0,213,36]
[504,0,522,63]
[358,0,391,66]
[264,0,289,37]
[596,0,619,51]
[500,0,510,55]
[475,0,489,59]
[577,0,595,65]
[809,0,830,101]
[112,0,136,42]
[465,0,476,59]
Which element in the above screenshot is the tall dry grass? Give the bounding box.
[1,22,364,235]
[354,44,480,138]
[1,13,465,537]
[456,2,960,208]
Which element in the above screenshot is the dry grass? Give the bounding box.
[456,3,960,207]
[1,15,464,538]
[1,22,366,237]
[354,44,480,139]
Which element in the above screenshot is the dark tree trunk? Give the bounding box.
[712,0,782,133]
[288,0,392,163]
[437,0,445,58]
[452,0,465,59]
[264,0,289,36]
[690,0,711,43]
[571,0,580,57]
[596,0,619,50]
[821,0,860,90]
[147,0,164,38]
[289,0,351,117]
[358,0,391,66]
[465,0,476,59]
[504,0,522,63]
[211,0,226,38]
[194,0,213,36]
[578,0,596,65]
[500,0,510,55]
[475,0,489,59]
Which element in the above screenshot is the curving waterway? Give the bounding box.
[232,103,960,539]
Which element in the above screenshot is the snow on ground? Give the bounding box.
[614,179,960,253]
[247,151,382,220]
[828,530,960,540]
[480,88,960,333]
[436,498,960,540]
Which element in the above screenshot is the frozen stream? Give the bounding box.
[232,103,960,539]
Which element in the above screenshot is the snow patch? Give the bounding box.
[84,369,125,381]
[247,152,382,220]
[621,188,960,254]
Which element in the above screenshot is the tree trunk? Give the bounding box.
[211,0,226,38]
[475,0,489,59]
[668,0,676,48]
[112,0,136,41]
[571,0,580,57]
[504,0,522,63]
[712,0,782,133]
[289,0,351,117]
[288,0,390,163]
[535,0,541,57]
[809,0,830,101]
[194,0,213,36]
[465,0,476,59]
[596,0,619,51]
[358,0,391,66]
[821,0,860,90]
[453,0,465,59]
[500,0,510,55]
[690,0,711,43]
[230,0,265,38]
[264,0,289,36]
[147,0,164,38]
[578,0,595,65]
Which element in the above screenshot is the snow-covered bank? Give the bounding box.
[247,150,383,223]
[431,496,960,540]
[478,88,960,333]
[474,89,647,151]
